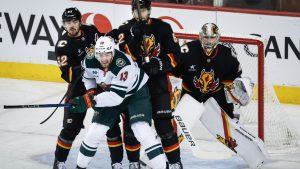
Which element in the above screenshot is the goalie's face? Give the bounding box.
[63,19,81,37]
[96,52,113,69]
[132,8,150,21]
[200,23,220,56]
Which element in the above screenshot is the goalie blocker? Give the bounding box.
[178,94,267,169]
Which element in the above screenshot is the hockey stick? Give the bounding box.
[39,69,84,124]
[135,0,149,63]
[4,103,73,109]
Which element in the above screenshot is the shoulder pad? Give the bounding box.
[84,57,101,69]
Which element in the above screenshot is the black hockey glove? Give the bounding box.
[142,57,163,76]
[105,29,119,43]
[130,21,148,38]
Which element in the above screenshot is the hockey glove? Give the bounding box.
[130,21,148,38]
[85,88,98,96]
[69,94,95,113]
[142,57,163,76]
[224,77,254,106]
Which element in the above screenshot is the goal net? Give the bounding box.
[174,31,299,154]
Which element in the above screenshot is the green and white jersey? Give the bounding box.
[82,49,148,107]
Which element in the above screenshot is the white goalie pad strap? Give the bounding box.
[201,97,267,169]
[224,77,254,106]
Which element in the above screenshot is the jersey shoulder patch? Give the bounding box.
[110,50,131,75]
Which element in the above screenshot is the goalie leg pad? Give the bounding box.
[201,97,267,169]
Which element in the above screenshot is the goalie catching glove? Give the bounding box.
[224,77,254,106]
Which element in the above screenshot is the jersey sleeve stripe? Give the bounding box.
[167,53,177,67]
[111,84,128,90]
[110,88,127,98]
[124,44,137,61]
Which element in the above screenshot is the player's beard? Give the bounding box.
[67,27,80,37]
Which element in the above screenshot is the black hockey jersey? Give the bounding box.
[118,18,181,95]
[55,24,103,98]
[174,40,242,103]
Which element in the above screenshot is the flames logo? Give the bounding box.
[140,34,160,58]
[85,44,95,59]
[193,69,219,93]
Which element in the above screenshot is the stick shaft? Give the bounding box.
[4,103,72,109]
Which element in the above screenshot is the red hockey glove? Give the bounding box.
[86,88,98,96]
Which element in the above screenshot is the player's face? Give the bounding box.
[201,36,218,56]
[96,52,113,68]
[63,19,81,37]
[132,8,150,21]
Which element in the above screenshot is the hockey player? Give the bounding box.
[71,36,167,169]
[115,0,183,168]
[174,22,245,118]
[54,7,125,169]
[173,23,266,168]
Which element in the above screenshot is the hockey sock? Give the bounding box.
[106,123,124,164]
[124,132,141,162]
[155,118,181,164]
[107,136,124,163]
[131,121,166,169]
[77,123,109,168]
[55,136,73,162]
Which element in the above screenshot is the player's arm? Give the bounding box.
[55,40,72,83]
[81,59,97,90]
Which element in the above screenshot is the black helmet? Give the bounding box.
[62,7,82,22]
[131,0,151,11]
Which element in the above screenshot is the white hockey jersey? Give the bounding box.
[82,49,148,107]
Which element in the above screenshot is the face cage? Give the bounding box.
[200,35,220,51]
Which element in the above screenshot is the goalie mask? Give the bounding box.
[200,23,220,56]
[131,0,151,21]
[95,36,115,68]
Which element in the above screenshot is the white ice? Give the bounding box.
[0,78,300,169]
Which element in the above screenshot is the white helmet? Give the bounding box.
[199,23,220,55]
[95,36,115,56]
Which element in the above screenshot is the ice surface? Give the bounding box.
[0,78,299,169]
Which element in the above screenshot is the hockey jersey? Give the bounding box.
[174,40,242,102]
[82,49,148,107]
[55,24,103,98]
[118,18,181,95]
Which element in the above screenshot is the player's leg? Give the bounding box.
[106,119,124,169]
[76,107,122,169]
[53,103,86,169]
[152,92,182,168]
[128,85,167,169]
[122,113,141,169]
